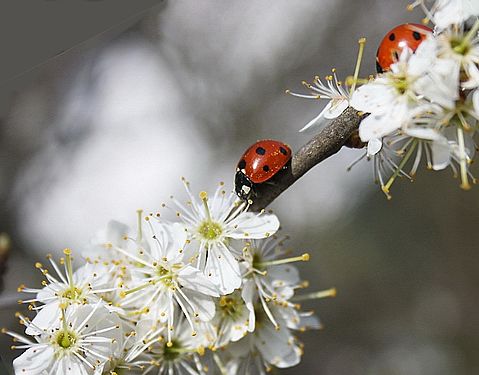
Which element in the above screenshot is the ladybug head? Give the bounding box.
[235,170,254,201]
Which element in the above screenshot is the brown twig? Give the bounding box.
[0,233,10,293]
[250,106,363,211]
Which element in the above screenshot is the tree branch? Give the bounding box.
[250,106,363,211]
[0,233,10,293]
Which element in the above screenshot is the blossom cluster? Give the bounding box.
[4,181,332,375]
[290,0,479,198]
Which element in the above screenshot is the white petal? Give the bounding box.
[227,213,280,239]
[13,345,55,375]
[431,139,452,170]
[324,99,349,119]
[298,311,322,330]
[27,302,60,335]
[405,127,443,141]
[367,138,383,156]
[204,244,241,294]
[241,278,257,332]
[299,104,329,132]
[178,265,219,297]
[473,89,479,116]
[256,323,301,368]
[350,81,396,114]
[183,292,216,321]
[358,112,402,142]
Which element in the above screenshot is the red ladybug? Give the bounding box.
[235,140,292,200]
[376,23,432,73]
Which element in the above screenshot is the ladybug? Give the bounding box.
[376,23,432,73]
[235,140,292,201]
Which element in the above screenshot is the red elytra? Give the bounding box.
[376,23,432,73]
[237,140,292,184]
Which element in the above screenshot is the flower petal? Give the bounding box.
[227,213,280,240]
[205,243,242,294]
[178,265,219,297]
[367,138,383,156]
[324,99,349,119]
[431,139,452,170]
[13,345,55,375]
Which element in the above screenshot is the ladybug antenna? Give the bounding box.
[349,37,366,95]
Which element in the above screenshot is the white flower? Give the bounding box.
[288,38,366,132]
[287,71,350,132]
[351,49,433,142]
[241,237,308,329]
[96,327,149,375]
[212,290,255,348]
[19,249,117,335]
[132,314,211,375]
[170,180,280,294]
[409,99,478,188]
[409,0,479,29]
[225,305,305,374]
[116,221,219,345]
[82,220,132,262]
[412,36,460,107]
[435,22,479,89]
[5,303,122,375]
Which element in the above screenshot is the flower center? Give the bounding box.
[451,37,470,56]
[55,330,77,349]
[61,286,82,301]
[219,292,243,319]
[252,253,264,271]
[156,266,175,287]
[163,340,183,361]
[197,220,223,241]
[390,74,409,95]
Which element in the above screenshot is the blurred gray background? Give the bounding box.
[1,1,478,374]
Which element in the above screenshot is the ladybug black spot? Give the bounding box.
[263,165,270,172]
[279,147,288,155]
[256,147,266,155]
[412,31,421,40]
[389,33,395,41]
[238,159,246,170]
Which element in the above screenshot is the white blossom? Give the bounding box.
[170,180,280,294]
[19,250,117,335]
[409,0,479,29]
[117,221,219,345]
[287,71,350,132]
[5,303,122,375]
